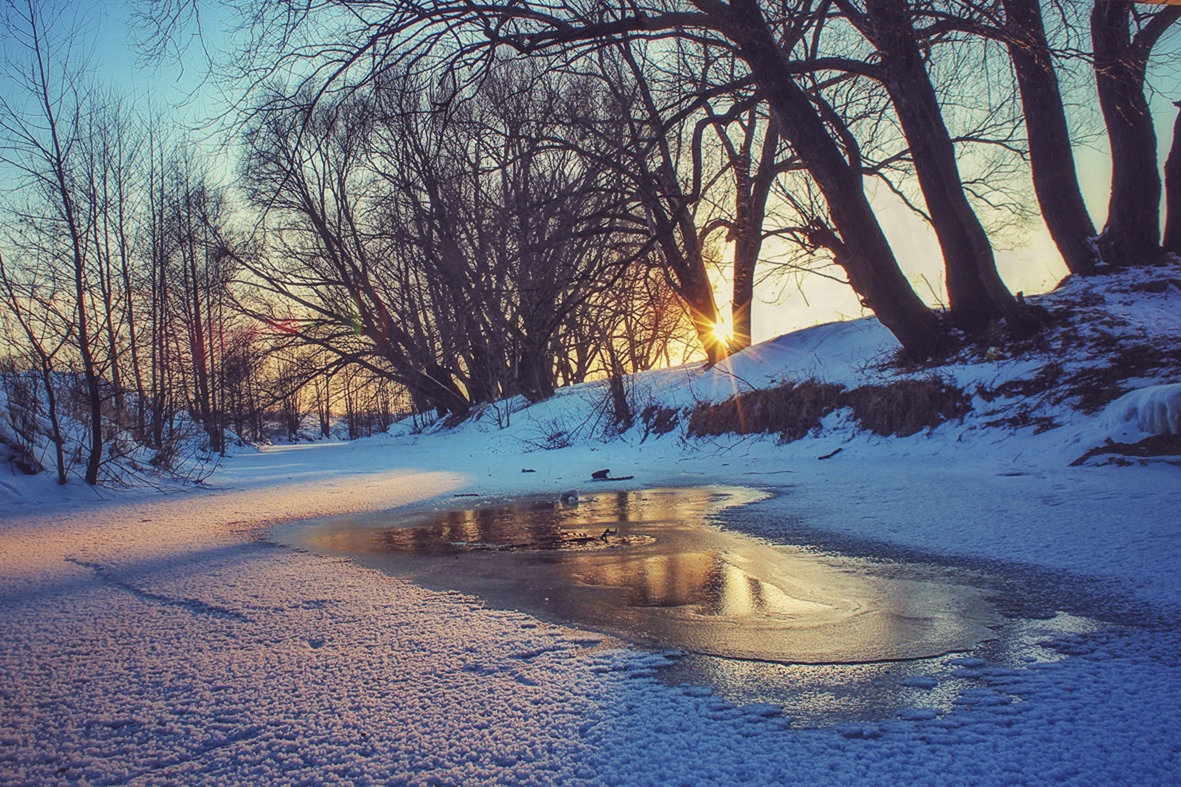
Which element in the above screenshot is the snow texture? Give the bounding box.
[1103,382,1181,440]
[1,262,1179,784]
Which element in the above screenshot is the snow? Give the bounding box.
[1,263,1178,783]
[1102,382,1181,440]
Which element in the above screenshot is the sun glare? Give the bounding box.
[711,318,734,346]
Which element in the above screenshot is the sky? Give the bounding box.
[7,0,1181,344]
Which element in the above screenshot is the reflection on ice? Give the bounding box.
[278,487,1001,665]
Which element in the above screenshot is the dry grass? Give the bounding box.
[687,381,845,442]
[979,362,1065,402]
[0,432,41,474]
[1061,344,1181,413]
[687,377,969,441]
[841,378,971,437]
[639,404,680,439]
[1070,434,1181,466]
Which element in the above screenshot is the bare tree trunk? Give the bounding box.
[205,235,224,454]
[605,343,632,430]
[148,135,166,449]
[1001,0,1098,275]
[652,228,727,364]
[30,48,104,483]
[184,196,214,445]
[1165,101,1181,257]
[71,221,103,485]
[116,167,148,438]
[1090,0,1176,264]
[727,110,780,352]
[314,371,332,437]
[38,356,67,484]
[854,0,1040,335]
[93,145,126,424]
[715,0,944,357]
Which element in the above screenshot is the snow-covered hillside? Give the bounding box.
[408,257,1181,471]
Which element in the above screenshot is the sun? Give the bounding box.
[711,317,734,346]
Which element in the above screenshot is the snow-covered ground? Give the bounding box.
[1,264,1178,783]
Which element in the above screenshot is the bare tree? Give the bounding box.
[0,0,105,483]
[239,86,475,416]
[831,0,1041,334]
[1166,100,1181,257]
[0,248,70,482]
[1090,0,1179,264]
[581,43,731,363]
[141,0,948,358]
[237,61,661,413]
[997,0,1099,274]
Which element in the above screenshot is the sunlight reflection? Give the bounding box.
[283,487,999,665]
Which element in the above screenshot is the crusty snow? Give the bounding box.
[1103,383,1181,440]
[1,264,1179,783]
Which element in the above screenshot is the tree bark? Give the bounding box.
[1091,0,1170,264]
[653,227,728,364]
[515,336,557,401]
[1001,0,1099,274]
[729,111,780,352]
[1164,101,1181,256]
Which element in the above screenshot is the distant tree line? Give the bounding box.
[0,1,414,483]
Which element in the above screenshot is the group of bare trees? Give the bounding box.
[236,62,699,417]
[192,0,1178,361]
[0,25,236,484]
[3,0,1180,484]
[0,0,396,483]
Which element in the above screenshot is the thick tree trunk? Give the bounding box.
[1091,0,1162,264]
[715,0,944,357]
[411,362,471,418]
[464,346,499,404]
[861,0,1041,336]
[516,338,557,401]
[1164,101,1181,256]
[671,240,728,367]
[731,152,756,353]
[1002,0,1099,274]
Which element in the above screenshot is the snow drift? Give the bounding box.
[1102,382,1181,441]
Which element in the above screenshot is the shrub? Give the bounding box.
[639,404,680,439]
[687,381,845,442]
[840,378,970,436]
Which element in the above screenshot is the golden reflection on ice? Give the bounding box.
[283,487,999,664]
